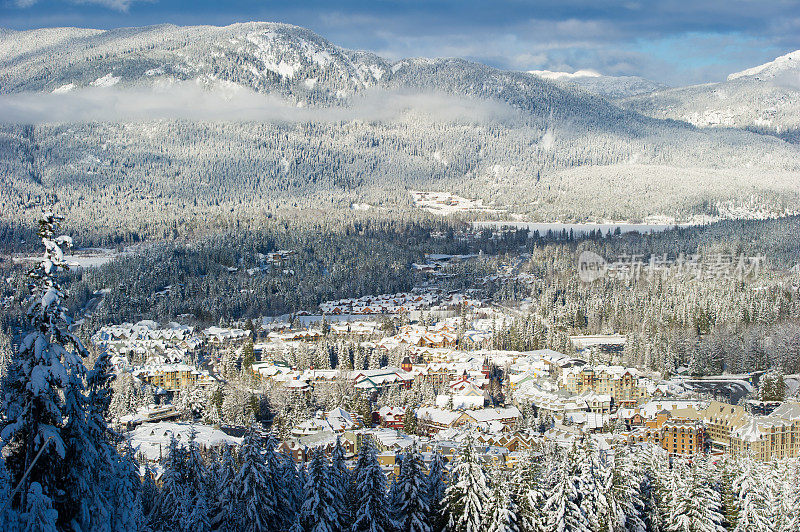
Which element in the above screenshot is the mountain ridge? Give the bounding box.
[1,22,799,238]
[621,49,800,142]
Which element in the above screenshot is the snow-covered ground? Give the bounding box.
[410,191,505,216]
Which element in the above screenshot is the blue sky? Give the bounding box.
[3,0,800,86]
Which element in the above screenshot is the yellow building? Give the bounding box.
[561,365,648,407]
[700,401,749,453]
[132,363,214,391]
[729,401,800,461]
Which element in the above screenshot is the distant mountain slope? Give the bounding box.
[0,23,799,241]
[621,51,800,142]
[388,58,655,132]
[529,70,667,99]
[0,23,648,130]
[728,50,800,81]
[0,23,389,103]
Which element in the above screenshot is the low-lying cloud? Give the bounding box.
[0,83,522,125]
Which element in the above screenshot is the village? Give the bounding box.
[91,289,800,477]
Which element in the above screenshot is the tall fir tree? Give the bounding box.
[109,442,145,532]
[774,461,800,532]
[210,444,238,531]
[667,458,725,532]
[393,445,431,532]
[637,445,670,531]
[180,430,210,532]
[23,482,58,532]
[0,214,81,525]
[716,456,740,531]
[151,435,186,531]
[351,439,390,532]
[484,470,519,532]
[598,445,645,532]
[543,444,591,532]
[329,438,352,529]
[280,451,305,527]
[232,429,274,532]
[301,450,337,532]
[0,456,20,531]
[427,450,448,532]
[442,438,490,532]
[575,438,605,531]
[510,449,546,531]
[732,459,772,532]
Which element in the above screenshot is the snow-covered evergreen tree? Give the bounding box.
[301,450,337,532]
[442,438,490,532]
[732,459,772,532]
[774,461,800,532]
[139,464,159,524]
[716,456,740,530]
[151,434,186,531]
[109,442,144,532]
[598,445,645,532]
[279,451,305,527]
[0,214,80,521]
[22,482,57,532]
[0,330,11,384]
[427,450,448,532]
[180,430,210,532]
[351,438,390,532]
[232,429,273,532]
[210,444,238,531]
[329,438,352,529]
[0,456,20,531]
[393,444,430,532]
[575,438,605,531]
[483,470,518,532]
[185,491,211,532]
[510,449,546,531]
[61,347,121,529]
[667,458,725,532]
[637,445,670,532]
[543,444,591,532]
[387,457,403,527]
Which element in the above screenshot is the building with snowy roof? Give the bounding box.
[127,422,241,463]
[729,400,800,461]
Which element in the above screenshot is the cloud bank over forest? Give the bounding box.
[0,83,522,125]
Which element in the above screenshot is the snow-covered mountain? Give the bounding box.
[0,23,389,103]
[528,70,667,99]
[1,23,800,233]
[621,51,800,142]
[0,23,648,130]
[728,50,800,82]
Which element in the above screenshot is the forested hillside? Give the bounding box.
[2,23,800,243]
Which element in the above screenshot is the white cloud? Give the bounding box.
[14,0,149,12]
[0,83,522,125]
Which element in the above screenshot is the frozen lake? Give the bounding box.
[473,221,683,236]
